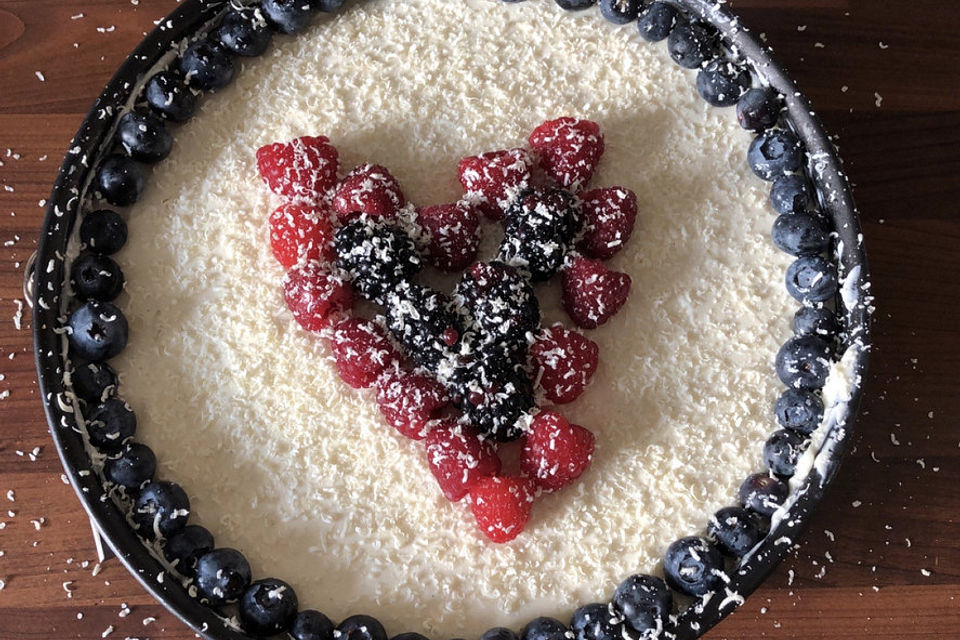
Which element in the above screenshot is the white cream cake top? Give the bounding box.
[112,0,795,636]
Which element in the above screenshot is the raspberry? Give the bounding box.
[417,203,481,272]
[425,422,501,502]
[269,202,335,268]
[332,163,406,220]
[578,187,638,260]
[521,410,595,491]
[469,476,537,543]
[375,367,449,440]
[561,256,632,330]
[256,136,339,202]
[528,118,604,190]
[330,318,400,389]
[457,148,532,221]
[282,261,352,332]
[530,325,599,404]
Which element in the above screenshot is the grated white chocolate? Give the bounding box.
[112,0,795,636]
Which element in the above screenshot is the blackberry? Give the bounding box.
[385,283,463,371]
[334,216,422,304]
[499,188,581,281]
[456,261,540,356]
[452,361,534,442]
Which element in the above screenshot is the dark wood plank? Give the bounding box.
[0,1,959,638]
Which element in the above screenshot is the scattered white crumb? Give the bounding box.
[852,500,862,508]
[921,569,932,577]
[875,92,884,107]
[71,12,85,19]
[797,25,807,31]
[97,25,117,33]
[12,299,23,330]
[879,42,889,49]
[890,433,900,446]
[5,490,13,502]
[35,71,45,82]
[142,617,157,626]
[102,625,115,638]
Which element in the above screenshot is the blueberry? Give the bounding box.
[217,8,272,56]
[763,429,809,478]
[196,548,251,605]
[775,388,824,434]
[663,536,724,597]
[144,71,197,122]
[554,0,597,10]
[482,629,518,640]
[748,129,803,181]
[793,305,839,338]
[293,611,336,640]
[637,2,678,42]
[612,574,672,635]
[179,40,235,91]
[314,0,347,10]
[570,603,624,640]
[786,256,839,303]
[164,524,214,577]
[263,0,316,34]
[599,0,639,24]
[70,253,124,302]
[738,472,788,516]
[97,154,144,207]
[521,618,570,640]
[70,360,118,406]
[775,335,832,390]
[132,480,190,538]
[103,442,156,489]
[239,578,299,635]
[67,301,129,362]
[772,214,828,257]
[707,506,762,557]
[736,87,782,132]
[87,397,136,452]
[696,59,750,107]
[667,21,716,70]
[770,174,815,214]
[116,111,173,163]
[336,615,388,640]
[392,634,430,640]
[79,209,127,255]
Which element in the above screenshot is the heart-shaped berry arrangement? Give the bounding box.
[255,118,637,542]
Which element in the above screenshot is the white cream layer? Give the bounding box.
[113,0,794,636]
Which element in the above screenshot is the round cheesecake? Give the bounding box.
[109,0,795,636]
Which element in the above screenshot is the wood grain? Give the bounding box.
[1,1,959,638]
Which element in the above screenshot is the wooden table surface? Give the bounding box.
[1,1,958,638]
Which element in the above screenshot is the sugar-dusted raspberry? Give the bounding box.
[256,136,339,202]
[578,187,638,260]
[530,325,599,404]
[269,202,336,268]
[425,422,501,502]
[330,318,401,389]
[332,163,406,220]
[561,256,632,330]
[469,476,537,543]
[528,118,604,190]
[417,203,481,272]
[375,367,449,440]
[282,261,352,332]
[520,410,595,491]
[457,148,532,221]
